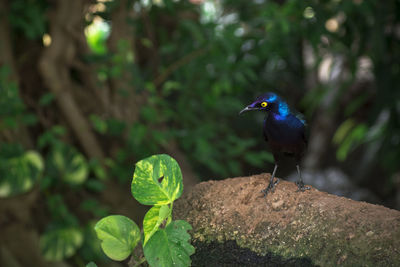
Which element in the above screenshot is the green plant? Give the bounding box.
[0,145,44,197]
[93,154,195,267]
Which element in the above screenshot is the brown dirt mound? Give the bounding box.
[174,173,400,266]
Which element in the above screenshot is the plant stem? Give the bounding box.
[167,202,173,224]
[133,257,146,267]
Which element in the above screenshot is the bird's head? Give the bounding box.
[240,92,288,115]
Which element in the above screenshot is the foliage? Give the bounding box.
[1,0,397,193]
[0,66,37,130]
[85,19,109,55]
[0,146,44,197]
[39,227,84,261]
[144,220,194,267]
[94,154,194,266]
[132,154,183,205]
[143,205,170,245]
[9,0,48,39]
[333,119,368,161]
[95,215,140,261]
[0,64,107,262]
[46,143,89,185]
[299,0,400,173]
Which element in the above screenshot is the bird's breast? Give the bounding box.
[263,114,305,145]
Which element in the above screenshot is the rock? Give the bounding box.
[174,174,400,266]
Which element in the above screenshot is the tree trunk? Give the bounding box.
[38,0,105,160]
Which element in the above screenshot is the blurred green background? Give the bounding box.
[0,0,399,266]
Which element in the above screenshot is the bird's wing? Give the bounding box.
[293,111,307,125]
[294,111,309,145]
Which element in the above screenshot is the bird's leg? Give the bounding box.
[262,164,280,196]
[295,165,310,192]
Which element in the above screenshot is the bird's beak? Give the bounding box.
[239,106,260,115]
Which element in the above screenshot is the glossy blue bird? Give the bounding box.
[240,92,310,195]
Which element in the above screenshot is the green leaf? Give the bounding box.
[46,144,88,185]
[39,93,55,106]
[0,150,44,197]
[90,115,107,134]
[333,119,355,145]
[140,106,158,123]
[132,154,183,205]
[336,124,368,161]
[141,38,153,48]
[94,215,140,261]
[21,113,38,125]
[143,205,170,246]
[86,19,109,55]
[46,194,79,226]
[80,199,108,218]
[24,150,44,171]
[144,220,195,267]
[85,179,105,193]
[181,20,205,44]
[40,227,83,261]
[86,262,98,267]
[344,93,369,116]
[159,205,170,220]
[89,158,107,180]
[162,81,181,96]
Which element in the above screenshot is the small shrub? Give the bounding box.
[93,154,195,267]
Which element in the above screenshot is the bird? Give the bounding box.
[239,92,310,195]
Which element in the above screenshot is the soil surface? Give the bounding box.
[174,173,400,266]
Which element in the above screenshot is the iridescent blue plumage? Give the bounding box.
[240,92,310,195]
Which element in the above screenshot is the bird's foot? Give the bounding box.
[261,178,280,197]
[295,180,310,192]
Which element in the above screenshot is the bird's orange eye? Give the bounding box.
[261,102,268,108]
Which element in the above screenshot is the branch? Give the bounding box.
[153,47,209,88]
[39,0,105,160]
